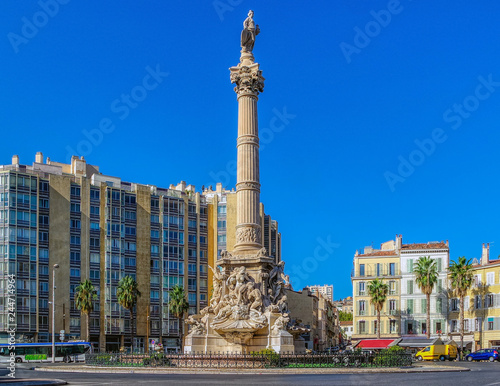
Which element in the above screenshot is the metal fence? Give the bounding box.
[85,351,413,369]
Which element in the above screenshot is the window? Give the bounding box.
[451,320,458,333]
[376,263,381,277]
[124,257,136,267]
[70,203,80,213]
[408,259,414,273]
[359,264,365,277]
[358,321,366,334]
[486,272,495,285]
[407,299,414,314]
[90,206,100,215]
[488,318,494,331]
[125,195,136,204]
[39,198,49,208]
[151,230,159,239]
[151,198,159,208]
[475,318,482,332]
[436,298,443,313]
[70,219,80,229]
[70,251,81,262]
[389,281,396,295]
[389,300,396,315]
[217,234,226,243]
[464,319,470,332]
[408,280,414,295]
[90,253,100,263]
[70,268,80,277]
[390,319,397,333]
[358,300,366,316]
[188,264,197,273]
[70,318,81,327]
[151,245,159,255]
[389,263,395,276]
[90,221,100,230]
[188,293,196,305]
[217,206,226,214]
[436,322,442,334]
[125,211,136,220]
[188,234,197,243]
[358,282,365,296]
[487,294,494,308]
[451,298,459,311]
[90,270,100,280]
[151,215,159,223]
[199,236,207,244]
[475,295,482,309]
[125,226,136,236]
[407,322,413,334]
[70,186,81,196]
[90,238,100,247]
[217,220,226,228]
[150,290,160,300]
[475,274,482,287]
[39,181,49,192]
[90,189,100,200]
[70,235,80,245]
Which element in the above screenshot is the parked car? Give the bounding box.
[466,349,499,362]
[324,346,340,354]
[415,344,457,361]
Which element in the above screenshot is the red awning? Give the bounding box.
[355,339,395,349]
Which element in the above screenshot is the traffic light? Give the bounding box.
[59,330,65,342]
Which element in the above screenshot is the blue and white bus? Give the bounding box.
[0,342,92,363]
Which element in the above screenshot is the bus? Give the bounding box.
[0,342,92,363]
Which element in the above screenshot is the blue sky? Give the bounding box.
[1,1,500,299]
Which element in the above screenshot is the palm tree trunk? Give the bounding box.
[426,293,431,339]
[377,310,381,340]
[460,295,464,361]
[86,312,90,343]
[179,316,183,353]
[130,309,134,353]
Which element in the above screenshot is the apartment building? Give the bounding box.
[448,244,500,351]
[0,153,210,352]
[306,285,334,303]
[400,237,449,338]
[352,239,401,341]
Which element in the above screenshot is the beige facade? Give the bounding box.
[448,244,500,350]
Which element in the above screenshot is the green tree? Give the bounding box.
[339,311,353,322]
[168,285,189,352]
[414,256,439,339]
[74,279,97,342]
[367,278,389,339]
[117,275,141,352]
[449,256,474,360]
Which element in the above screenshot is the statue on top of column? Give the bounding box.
[241,10,260,53]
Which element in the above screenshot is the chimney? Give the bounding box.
[35,152,43,164]
[12,155,19,165]
[481,243,490,265]
[396,234,402,251]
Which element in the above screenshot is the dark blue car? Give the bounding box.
[466,349,499,362]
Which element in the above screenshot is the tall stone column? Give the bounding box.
[230,56,265,253]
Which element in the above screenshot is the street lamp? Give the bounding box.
[52,264,59,363]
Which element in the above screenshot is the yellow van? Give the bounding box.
[416,344,457,361]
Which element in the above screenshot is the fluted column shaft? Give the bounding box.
[229,62,265,252]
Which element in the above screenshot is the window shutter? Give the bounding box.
[408,280,413,295]
[409,259,413,273]
[438,279,442,292]
[422,298,427,313]
[464,296,469,311]
[437,258,442,272]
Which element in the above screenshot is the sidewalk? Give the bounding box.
[34,363,471,375]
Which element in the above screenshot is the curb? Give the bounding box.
[34,365,471,375]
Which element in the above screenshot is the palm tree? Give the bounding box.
[449,256,474,360]
[74,279,97,342]
[367,278,389,339]
[117,275,141,352]
[414,256,439,339]
[168,285,189,352]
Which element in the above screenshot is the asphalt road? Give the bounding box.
[2,361,500,386]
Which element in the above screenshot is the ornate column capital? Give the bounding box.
[230,64,265,98]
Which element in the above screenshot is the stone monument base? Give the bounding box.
[184,312,295,354]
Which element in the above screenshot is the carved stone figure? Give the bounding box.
[248,287,263,312]
[186,315,206,336]
[271,313,290,336]
[241,10,260,53]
